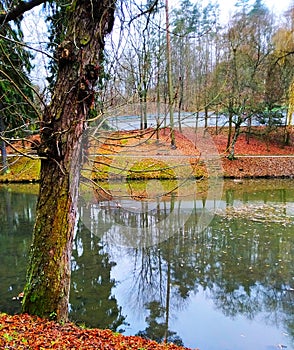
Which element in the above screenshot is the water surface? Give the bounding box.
[0,179,293,350]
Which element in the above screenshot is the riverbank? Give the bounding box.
[0,313,191,349]
[0,126,293,182]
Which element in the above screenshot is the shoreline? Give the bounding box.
[0,155,294,183]
[1,126,293,182]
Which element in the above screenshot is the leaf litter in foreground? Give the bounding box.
[0,313,193,349]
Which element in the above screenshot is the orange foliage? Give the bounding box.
[0,313,192,350]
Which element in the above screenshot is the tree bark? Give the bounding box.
[285,79,294,145]
[22,0,115,322]
[0,110,8,174]
[165,0,176,148]
[226,110,233,150]
[228,119,241,160]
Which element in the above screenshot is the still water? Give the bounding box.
[0,179,293,350]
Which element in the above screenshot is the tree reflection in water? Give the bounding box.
[70,221,126,331]
[79,179,293,347]
[0,186,37,315]
[136,301,184,346]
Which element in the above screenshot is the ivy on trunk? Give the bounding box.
[21,0,116,322]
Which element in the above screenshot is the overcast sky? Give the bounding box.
[218,0,292,21]
[24,0,292,89]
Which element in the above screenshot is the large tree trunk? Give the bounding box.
[22,0,115,322]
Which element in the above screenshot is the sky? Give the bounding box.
[23,0,293,89]
[217,0,292,21]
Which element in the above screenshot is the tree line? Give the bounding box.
[104,0,294,155]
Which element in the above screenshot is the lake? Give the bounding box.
[0,179,293,350]
[106,112,293,131]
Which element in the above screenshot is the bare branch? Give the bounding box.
[0,0,46,25]
[275,51,294,64]
[128,0,160,25]
[0,34,55,61]
[0,135,45,160]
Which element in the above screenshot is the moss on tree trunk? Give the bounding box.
[22,0,115,322]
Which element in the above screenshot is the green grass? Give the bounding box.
[0,154,208,184]
[0,156,40,183]
[90,156,202,181]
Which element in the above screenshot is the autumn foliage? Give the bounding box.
[0,313,191,350]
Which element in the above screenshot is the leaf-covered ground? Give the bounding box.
[209,127,294,177]
[93,126,294,179]
[209,126,294,155]
[0,313,191,350]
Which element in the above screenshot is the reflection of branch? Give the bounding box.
[0,0,46,24]
[80,174,113,199]
[161,175,200,199]
[130,247,166,311]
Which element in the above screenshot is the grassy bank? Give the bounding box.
[1,154,294,184]
[1,126,293,183]
[0,156,40,183]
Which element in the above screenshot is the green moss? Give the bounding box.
[80,35,90,46]
[3,333,14,342]
[67,0,78,13]
[90,156,197,181]
[0,156,40,183]
[29,293,38,303]
[126,158,176,180]
[0,154,209,183]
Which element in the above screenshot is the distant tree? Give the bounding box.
[271,4,294,144]
[171,0,220,129]
[217,0,276,158]
[118,2,159,130]
[165,0,176,147]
